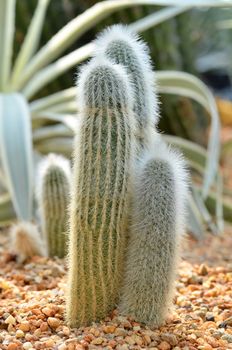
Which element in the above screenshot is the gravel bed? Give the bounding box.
[1,226,232,350]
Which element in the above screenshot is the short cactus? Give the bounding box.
[119,139,188,326]
[66,57,135,327]
[94,24,159,152]
[10,221,46,263]
[36,153,71,258]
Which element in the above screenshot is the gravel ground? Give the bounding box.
[1,226,232,350]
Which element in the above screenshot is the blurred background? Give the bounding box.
[0,0,232,239]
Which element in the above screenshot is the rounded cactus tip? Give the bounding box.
[76,56,134,112]
[37,153,71,179]
[36,153,71,196]
[93,24,160,127]
[94,24,151,62]
[10,221,46,263]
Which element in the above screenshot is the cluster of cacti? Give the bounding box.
[36,153,71,258]
[66,57,135,327]
[7,23,188,327]
[6,24,189,329]
[66,23,188,329]
[9,153,71,262]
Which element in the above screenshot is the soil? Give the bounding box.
[1,225,232,350]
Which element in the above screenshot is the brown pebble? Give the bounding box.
[103,325,116,333]
[47,317,60,329]
[158,341,171,350]
[91,337,105,345]
[18,321,30,332]
[115,328,127,337]
[44,339,55,347]
[199,264,209,275]
[162,333,177,346]
[40,321,49,332]
[41,307,55,317]
[7,344,19,350]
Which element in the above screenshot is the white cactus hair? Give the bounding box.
[67,54,136,327]
[143,135,189,237]
[93,24,160,126]
[36,153,71,196]
[76,55,135,113]
[10,221,46,263]
[119,135,189,326]
[36,153,71,211]
[76,56,137,156]
[36,153,71,258]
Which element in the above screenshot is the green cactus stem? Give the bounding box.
[66,57,134,327]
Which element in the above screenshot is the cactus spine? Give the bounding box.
[94,25,159,153]
[37,154,71,258]
[66,58,134,327]
[119,139,188,326]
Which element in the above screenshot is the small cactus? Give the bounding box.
[119,138,189,326]
[94,24,159,152]
[66,57,135,327]
[36,153,71,258]
[10,221,46,263]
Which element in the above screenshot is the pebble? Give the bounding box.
[222,316,232,326]
[222,334,232,343]
[7,344,19,350]
[205,313,215,322]
[162,333,178,346]
[47,317,60,329]
[42,307,55,317]
[115,328,127,337]
[212,330,223,339]
[40,321,49,332]
[16,329,24,338]
[57,344,67,350]
[19,321,30,332]
[116,345,129,350]
[125,336,136,345]
[199,264,209,276]
[23,342,33,350]
[102,325,116,334]
[158,341,171,350]
[5,315,16,325]
[91,337,105,345]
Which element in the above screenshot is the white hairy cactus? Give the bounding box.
[66,57,135,327]
[36,153,71,258]
[10,221,46,263]
[94,24,159,153]
[119,138,189,326]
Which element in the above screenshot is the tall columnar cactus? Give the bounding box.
[94,25,159,153]
[66,57,135,327]
[119,138,188,326]
[36,154,71,258]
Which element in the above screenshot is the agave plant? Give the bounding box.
[0,0,231,237]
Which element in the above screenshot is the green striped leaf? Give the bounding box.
[0,93,33,220]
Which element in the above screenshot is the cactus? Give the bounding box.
[36,153,71,258]
[119,138,189,326]
[94,24,159,153]
[66,57,135,327]
[10,221,46,263]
